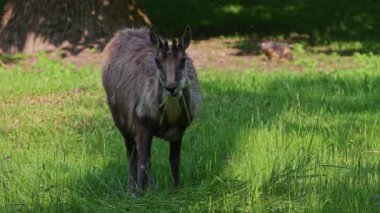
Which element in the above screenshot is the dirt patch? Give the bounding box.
[2,37,361,73]
[186,37,360,72]
[57,37,302,72]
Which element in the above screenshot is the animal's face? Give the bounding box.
[154,50,187,97]
[150,26,191,97]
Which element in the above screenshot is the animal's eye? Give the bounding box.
[181,57,186,64]
[155,57,163,68]
[154,57,160,63]
[178,57,186,68]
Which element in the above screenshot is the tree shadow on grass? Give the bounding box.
[314,41,380,56]
[143,0,380,41]
[229,35,380,57]
[142,0,380,56]
[67,71,380,211]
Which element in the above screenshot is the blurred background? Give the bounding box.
[1,1,380,212]
[0,0,379,54]
[144,0,379,42]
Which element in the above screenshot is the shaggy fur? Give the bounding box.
[102,26,201,192]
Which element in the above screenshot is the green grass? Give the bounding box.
[1,55,380,212]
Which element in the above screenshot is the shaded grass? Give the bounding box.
[142,0,380,42]
[143,0,380,57]
[1,56,380,212]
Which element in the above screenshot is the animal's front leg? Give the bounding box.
[169,140,182,189]
[125,141,138,193]
[136,127,153,191]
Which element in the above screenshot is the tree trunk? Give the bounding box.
[0,0,151,54]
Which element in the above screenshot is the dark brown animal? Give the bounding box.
[102,26,201,193]
[259,41,293,61]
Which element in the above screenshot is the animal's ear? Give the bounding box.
[150,27,163,49]
[179,25,191,50]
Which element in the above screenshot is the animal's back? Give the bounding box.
[102,27,158,131]
[102,27,154,83]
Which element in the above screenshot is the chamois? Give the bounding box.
[102,26,201,192]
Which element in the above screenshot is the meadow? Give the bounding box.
[1,51,380,212]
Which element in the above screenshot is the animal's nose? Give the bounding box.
[165,84,177,95]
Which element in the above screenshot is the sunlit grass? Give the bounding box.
[1,55,380,211]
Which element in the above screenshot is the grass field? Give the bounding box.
[1,53,380,212]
